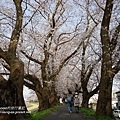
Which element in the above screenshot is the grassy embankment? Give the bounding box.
[29,104,60,120]
[80,107,114,120]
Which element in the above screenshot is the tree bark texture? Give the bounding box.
[96,0,114,118]
[0,59,29,120]
[24,74,58,111]
[0,0,29,119]
[36,86,58,111]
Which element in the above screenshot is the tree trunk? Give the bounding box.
[96,0,114,118]
[96,66,113,117]
[95,0,115,117]
[0,0,29,119]
[96,22,113,118]
[42,87,50,109]
[49,86,58,107]
[96,36,113,117]
[36,91,43,111]
[9,59,26,107]
[82,98,89,108]
[0,59,29,120]
[81,90,89,108]
[24,74,58,111]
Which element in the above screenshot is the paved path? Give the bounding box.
[44,104,97,120]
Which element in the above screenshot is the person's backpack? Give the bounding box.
[67,96,72,103]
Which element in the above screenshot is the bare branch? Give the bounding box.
[24,80,36,91]
[0,74,7,88]
[8,0,23,54]
[21,50,42,65]
[112,60,120,75]
[94,0,105,11]
[22,5,41,29]
[0,48,7,62]
[110,24,120,51]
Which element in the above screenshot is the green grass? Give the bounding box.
[29,104,60,120]
[80,107,95,116]
[29,101,39,104]
[80,107,113,120]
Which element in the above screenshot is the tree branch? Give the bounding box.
[0,74,7,88]
[110,24,120,51]
[94,0,104,11]
[24,81,36,91]
[112,60,120,75]
[89,85,100,98]
[8,0,23,54]
[21,50,42,65]
[0,48,8,63]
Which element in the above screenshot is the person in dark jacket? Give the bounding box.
[73,92,79,113]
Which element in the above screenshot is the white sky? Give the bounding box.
[23,86,31,98]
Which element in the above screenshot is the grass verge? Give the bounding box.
[80,107,114,120]
[29,104,60,120]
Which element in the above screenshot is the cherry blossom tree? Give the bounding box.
[95,0,120,118]
[0,0,29,119]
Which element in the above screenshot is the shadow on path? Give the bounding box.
[44,104,96,120]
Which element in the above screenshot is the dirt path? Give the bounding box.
[44,104,97,120]
[27,103,38,111]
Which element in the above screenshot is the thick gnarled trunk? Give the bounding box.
[0,0,29,119]
[36,85,58,111]
[9,59,26,107]
[0,59,29,120]
[49,86,58,107]
[38,86,58,111]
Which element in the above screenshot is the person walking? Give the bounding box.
[74,92,79,113]
[67,92,73,113]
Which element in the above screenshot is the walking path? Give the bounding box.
[27,103,38,111]
[44,104,97,120]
